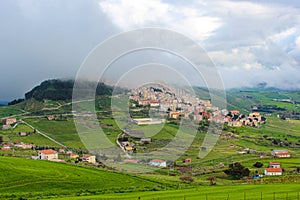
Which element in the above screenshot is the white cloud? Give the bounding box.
[99,0,222,40]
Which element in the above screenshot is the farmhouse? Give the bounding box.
[184,158,192,163]
[269,162,281,168]
[2,117,17,125]
[264,168,282,176]
[1,144,11,151]
[149,159,167,167]
[271,150,291,158]
[82,154,96,164]
[19,132,28,137]
[39,149,58,161]
[70,153,79,159]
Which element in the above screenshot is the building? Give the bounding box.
[70,153,79,159]
[149,159,167,167]
[1,144,11,151]
[140,138,151,143]
[184,158,192,163]
[82,154,96,164]
[264,168,282,176]
[124,146,133,151]
[133,118,164,125]
[271,150,291,158]
[269,162,281,168]
[14,143,33,149]
[2,117,17,125]
[19,132,28,137]
[39,149,58,160]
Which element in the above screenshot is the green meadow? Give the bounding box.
[0,157,169,199]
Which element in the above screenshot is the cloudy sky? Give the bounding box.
[1,0,300,101]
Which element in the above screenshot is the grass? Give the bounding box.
[0,124,58,147]
[0,156,170,199]
[23,118,84,148]
[58,183,300,200]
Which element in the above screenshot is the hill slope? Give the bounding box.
[0,157,167,199]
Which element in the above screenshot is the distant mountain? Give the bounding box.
[25,79,127,101]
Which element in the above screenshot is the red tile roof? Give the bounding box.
[265,168,282,173]
[40,149,57,155]
[269,162,280,165]
[151,159,165,163]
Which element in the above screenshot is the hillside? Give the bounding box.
[0,157,169,199]
[24,79,114,101]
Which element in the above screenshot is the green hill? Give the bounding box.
[25,79,114,101]
[0,157,169,199]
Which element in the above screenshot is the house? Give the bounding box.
[19,132,28,137]
[2,117,17,125]
[124,146,133,151]
[1,144,11,151]
[149,100,160,107]
[70,153,79,159]
[39,149,58,161]
[140,138,151,143]
[46,116,54,120]
[271,150,291,158]
[184,158,192,163]
[82,154,96,164]
[2,125,11,130]
[14,143,33,149]
[149,159,167,167]
[264,168,282,176]
[169,111,183,119]
[269,162,281,168]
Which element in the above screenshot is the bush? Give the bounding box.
[180,176,194,183]
[253,162,264,168]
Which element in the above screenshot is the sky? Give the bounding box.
[1,0,300,101]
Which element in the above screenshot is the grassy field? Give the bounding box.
[23,118,84,148]
[59,183,300,200]
[0,123,58,147]
[0,156,170,199]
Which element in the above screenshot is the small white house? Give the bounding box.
[264,168,282,176]
[82,154,96,164]
[149,159,167,167]
[271,150,291,158]
[39,149,58,161]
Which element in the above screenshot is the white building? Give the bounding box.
[264,168,282,176]
[82,154,96,164]
[149,159,167,167]
[39,149,58,161]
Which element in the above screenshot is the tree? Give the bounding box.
[224,162,250,180]
[253,162,263,168]
[0,136,3,144]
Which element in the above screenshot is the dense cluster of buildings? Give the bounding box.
[129,85,266,127]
